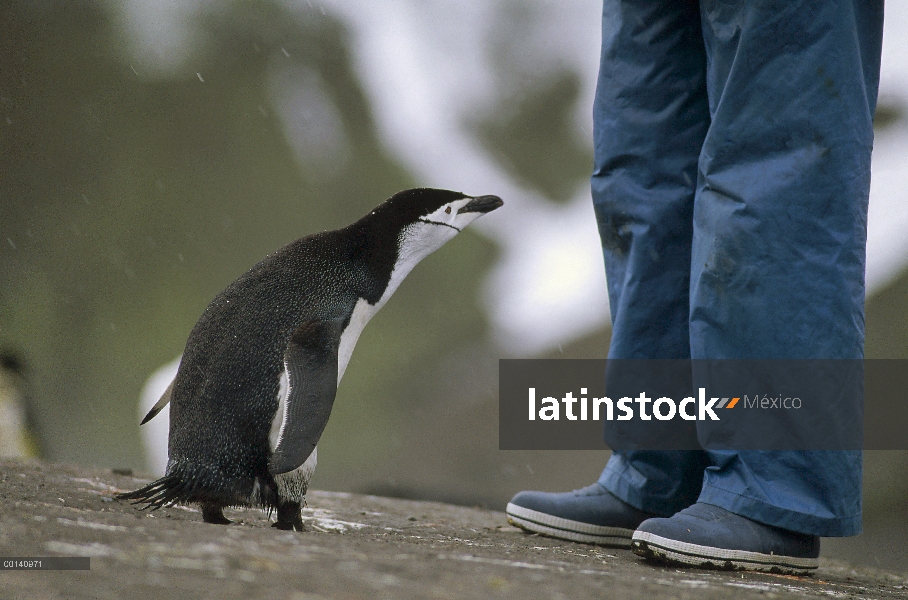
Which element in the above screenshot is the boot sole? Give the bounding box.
[506,503,634,547]
[631,531,819,575]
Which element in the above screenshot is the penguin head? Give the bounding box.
[370,188,501,230]
[349,189,502,301]
[379,188,502,256]
[392,188,502,269]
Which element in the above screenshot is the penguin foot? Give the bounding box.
[271,519,306,532]
[272,501,305,532]
[201,503,232,525]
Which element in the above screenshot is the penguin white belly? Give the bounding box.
[336,297,380,382]
[335,259,420,382]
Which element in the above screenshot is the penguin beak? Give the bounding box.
[458,195,504,214]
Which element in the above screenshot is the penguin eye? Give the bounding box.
[445,206,452,214]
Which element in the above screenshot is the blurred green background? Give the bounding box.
[1,0,906,572]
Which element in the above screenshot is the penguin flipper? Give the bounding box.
[140,378,174,425]
[269,320,341,475]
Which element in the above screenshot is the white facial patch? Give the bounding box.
[398,197,481,271]
[416,197,486,233]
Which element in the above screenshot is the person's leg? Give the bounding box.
[633,0,883,573]
[689,1,882,363]
[590,0,709,518]
[507,0,710,545]
[592,0,706,362]
[692,0,882,538]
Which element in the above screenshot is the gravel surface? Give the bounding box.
[1,459,906,599]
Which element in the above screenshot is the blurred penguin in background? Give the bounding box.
[0,351,43,459]
[139,356,180,475]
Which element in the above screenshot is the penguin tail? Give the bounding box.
[117,467,278,512]
[116,474,195,510]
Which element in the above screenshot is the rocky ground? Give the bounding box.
[1,459,906,600]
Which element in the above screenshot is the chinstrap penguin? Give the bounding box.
[118,188,502,530]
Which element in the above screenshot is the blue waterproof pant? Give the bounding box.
[591,0,883,536]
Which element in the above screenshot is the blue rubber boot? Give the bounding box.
[506,483,659,547]
[632,503,820,574]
